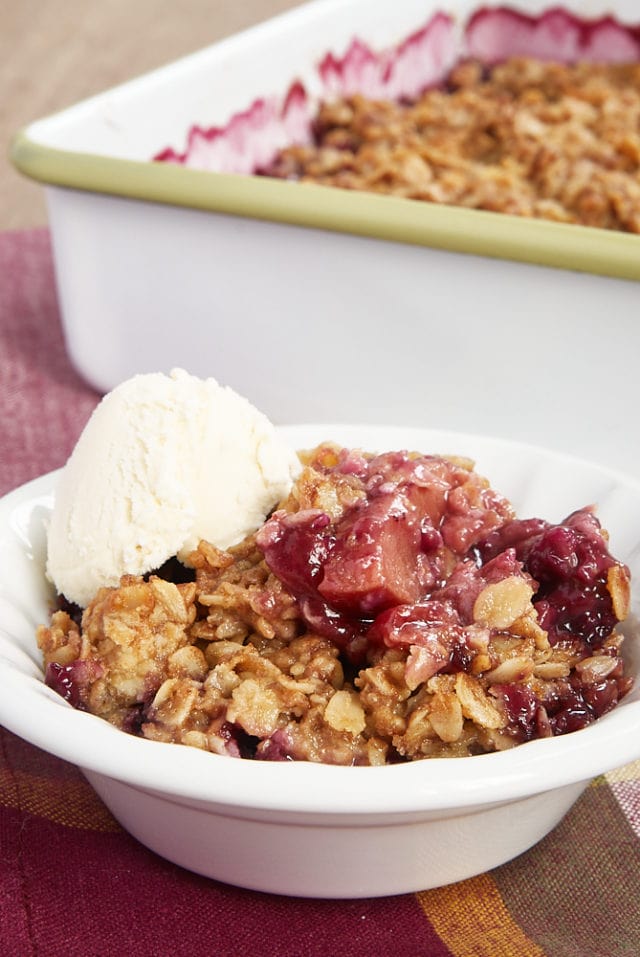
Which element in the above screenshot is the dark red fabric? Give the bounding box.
[0,228,99,496]
[0,796,446,957]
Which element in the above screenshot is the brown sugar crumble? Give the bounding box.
[261,57,640,232]
[38,443,633,766]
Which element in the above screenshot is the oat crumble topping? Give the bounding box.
[38,443,633,766]
[262,58,640,232]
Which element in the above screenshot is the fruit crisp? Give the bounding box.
[37,444,633,765]
[261,57,640,232]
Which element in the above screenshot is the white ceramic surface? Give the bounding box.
[44,183,640,478]
[1,424,640,898]
[10,0,640,478]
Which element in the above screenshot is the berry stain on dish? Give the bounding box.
[37,371,633,767]
[156,7,640,234]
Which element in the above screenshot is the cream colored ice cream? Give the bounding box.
[46,369,301,607]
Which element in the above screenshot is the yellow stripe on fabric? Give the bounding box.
[587,774,607,788]
[605,759,640,784]
[416,871,547,957]
[0,768,121,832]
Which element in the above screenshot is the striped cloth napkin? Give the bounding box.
[1,228,639,957]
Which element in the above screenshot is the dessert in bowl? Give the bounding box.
[0,372,639,897]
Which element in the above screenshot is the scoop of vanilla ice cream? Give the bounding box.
[46,369,301,607]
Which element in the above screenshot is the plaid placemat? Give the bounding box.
[1,228,639,957]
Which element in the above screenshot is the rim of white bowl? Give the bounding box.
[1,425,639,818]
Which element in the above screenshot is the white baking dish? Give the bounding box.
[11,0,640,475]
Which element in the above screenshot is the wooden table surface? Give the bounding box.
[2,0,303,230]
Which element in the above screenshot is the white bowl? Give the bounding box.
[1,424,640,898]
